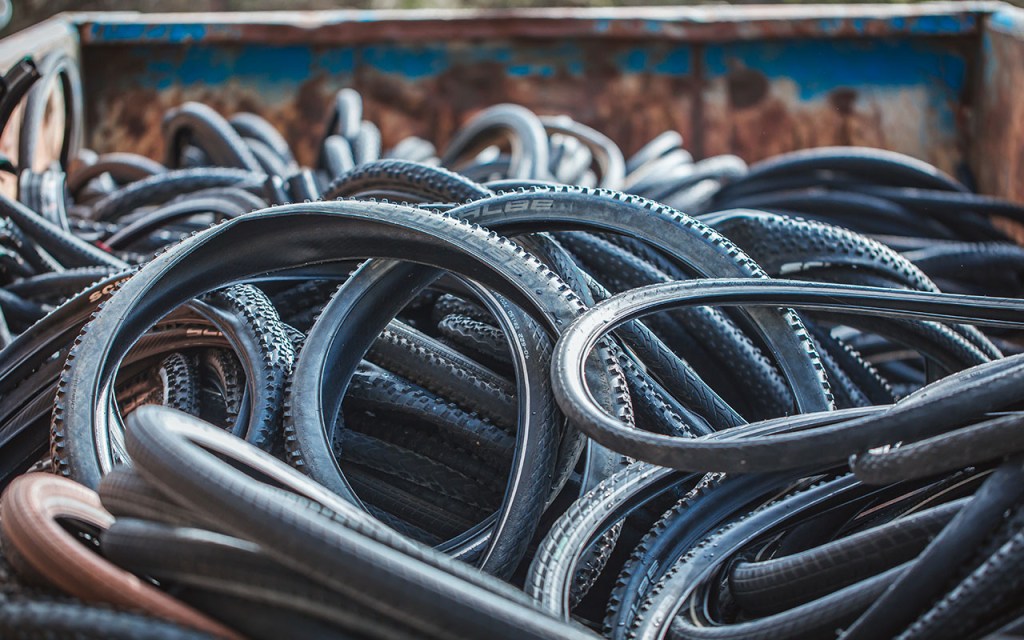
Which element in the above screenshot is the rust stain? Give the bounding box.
[726,68,770,110]
[83,42,698,166]
[84,55,965,177]
[70,11,985,196]
[0,4,1017,239]
[700,66,963,176]
[973,28,1024,202]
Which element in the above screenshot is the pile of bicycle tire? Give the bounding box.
[0,51,1022,640]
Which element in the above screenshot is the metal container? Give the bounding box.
[2,2,1023,199]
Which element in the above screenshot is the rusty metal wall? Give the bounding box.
[975,6,1024,202]
[6,4,1003,192]
[79,39,704,168]
[700,36,975,171]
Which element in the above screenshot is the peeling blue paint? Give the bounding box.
[915,14,976,35]
[170,47,232,86]
[505,63,554,77]
[704,39,965,100]
[139,45,320,88]
[613,45,690,75]
[653,47,690,74]
[236,46,313,79]
[817,18,844,34]
[317,48,357,75]
[110,14,964,148]
[489,47,512,63]
[809,14,971,37]
[126,31,962,107]
[136,43,453,89]
[704,38,965,135]
[361,45,448,78]
[617,48,648,74]
[90,22,209,43]
[132,39,611,90]
[82,8,980,46]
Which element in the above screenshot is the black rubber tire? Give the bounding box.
[124,406,597,640]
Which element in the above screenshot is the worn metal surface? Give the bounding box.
[0,4,1005,201]
[81,40,702,167]
[974,5,1024,203]
[71,4,993,46]
[699,37,974,171]
[0,4,1014,198]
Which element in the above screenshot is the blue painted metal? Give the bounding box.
[702,40,966,99]
[700,37,970,164]
[974,4,1024,202]
[87,22,214,44]
[76,23,975,174]
[71,5,991,45]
